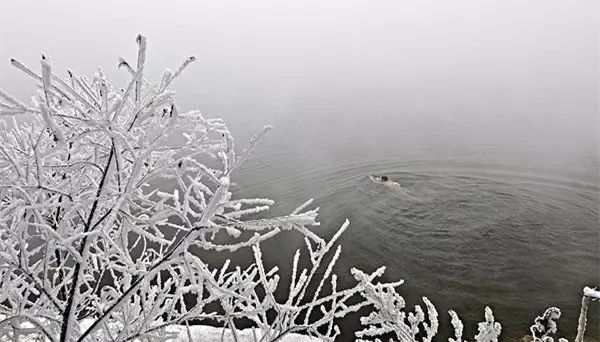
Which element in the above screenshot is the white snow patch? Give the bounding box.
[163,324,322,342]
[5,317,322,342]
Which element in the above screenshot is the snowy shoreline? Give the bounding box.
[4,316,321,342]
[162,324,321,342]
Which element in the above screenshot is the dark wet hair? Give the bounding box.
[380,175,389,182]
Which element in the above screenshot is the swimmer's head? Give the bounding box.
[380,175,389,182]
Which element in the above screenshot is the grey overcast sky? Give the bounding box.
[0,0,598,175]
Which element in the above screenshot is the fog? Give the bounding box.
[0,0,598,177]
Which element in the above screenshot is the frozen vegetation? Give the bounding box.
[0,36,597,342]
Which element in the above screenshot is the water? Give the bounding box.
[213,103,600,341]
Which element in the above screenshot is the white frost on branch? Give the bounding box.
[529,307,568,342]
[582,287,600,300]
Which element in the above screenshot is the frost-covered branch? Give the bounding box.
[0,34,326,342]
[575,287,599,342]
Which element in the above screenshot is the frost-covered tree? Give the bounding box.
[0,34,400,342]
[0,35,596,342]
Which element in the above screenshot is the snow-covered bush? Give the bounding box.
[0,35,596,342]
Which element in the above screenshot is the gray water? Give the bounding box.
[221,103,599,341]
[1,1,598,340]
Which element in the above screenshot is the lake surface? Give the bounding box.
[210,102,600,341]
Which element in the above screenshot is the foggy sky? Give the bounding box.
[0,0,598,178]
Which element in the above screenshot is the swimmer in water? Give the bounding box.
[370,174,389,183]
[370,174,407,191]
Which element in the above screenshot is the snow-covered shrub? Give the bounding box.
[0,34,398,342]
[0,35,596,342]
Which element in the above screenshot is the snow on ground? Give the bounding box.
[164,324,322,342]
[1,315,321,342]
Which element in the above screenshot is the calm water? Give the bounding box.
[213,103,600,341]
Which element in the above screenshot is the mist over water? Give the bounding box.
[1,1,598,340]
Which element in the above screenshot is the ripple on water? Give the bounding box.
[234,155,598,340]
